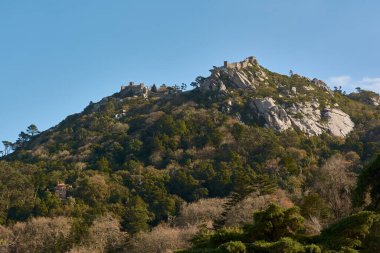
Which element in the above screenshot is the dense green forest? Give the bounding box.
[1,61,380,252]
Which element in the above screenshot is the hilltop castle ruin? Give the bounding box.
[120,81,149,98]
[223,56,257,70]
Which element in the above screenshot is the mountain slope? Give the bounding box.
[3,56,380,231]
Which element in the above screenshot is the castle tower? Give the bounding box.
[247,56,257,64]
[224,61,228,68]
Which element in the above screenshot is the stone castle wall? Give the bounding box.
[224,56,257,70]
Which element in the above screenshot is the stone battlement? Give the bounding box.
[223,56,257,70]
[120,81,148,98]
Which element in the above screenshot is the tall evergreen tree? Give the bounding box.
[214,175,277,229]
[26,124,40,136]
[123,195,152,234]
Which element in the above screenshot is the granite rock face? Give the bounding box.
[250,97,354,137]
[323,108,355,138]
[287,102,325,136]
[199,57,265,92]
[199,56,355,138]
[250,97,292,132]
[312,78,334,95]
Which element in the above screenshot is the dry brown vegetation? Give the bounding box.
[311,153,358,219]
[224,189,294,227]
[70,214,128,253]
[1,217,72,253]
[128,224,198,253]
[126,192,296,252]
[0,215,127,253]
[174,198,225,227]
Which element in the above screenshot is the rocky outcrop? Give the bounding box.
[348,91,380,106]
[249,97,354,138]
[370,97,380,106]
[287,102,325,136]
[250,97,292,132]
[199,57,267,92]
[197,56,355,138]
[323,108,355,138]
[199,71,227,92]
[370,96,380,106]
[312,78,333,95]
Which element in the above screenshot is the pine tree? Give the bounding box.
[26,124,40,136]
[213,175,277,229]
[123,195,152,234]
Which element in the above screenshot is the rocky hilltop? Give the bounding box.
[11,55,378,170]
[198,56,354,137]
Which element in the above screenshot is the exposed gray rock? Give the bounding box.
[370,96,380,106]
[222,100,233,113]
[199,57,262,92]
[200,71,228,92]
[312,78,333,95]
[197,56,355,138]
[323,108,355,138]
[303,85,315,91]
[230,70,253,88]
[250,97,292,132]
[254,69,268,82]
[287,102,325,136]
[249,98,354,138]
[348,91,380,106]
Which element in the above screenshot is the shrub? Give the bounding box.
[318,211,380,251]
[218,241,246,253]
[10,217,73,253]
[190,227,244,250]
[129,224,198,253]
[78,214,128,252]
[175,198,225,227]
[304,244,321,253]
[224,190,293,227]
[244,204,304,241]
[251,237,305,253]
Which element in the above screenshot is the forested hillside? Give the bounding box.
[1,57,380,252]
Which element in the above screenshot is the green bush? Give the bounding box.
[318,211,380,251]
[244,204,304,241]
[191,228,245,249]
[251,237,305,253]
[218,241,246,253]
[304,244,321,253]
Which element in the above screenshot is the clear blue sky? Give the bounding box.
[1,0,380,143]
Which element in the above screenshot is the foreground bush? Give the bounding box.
[177,204,380,253]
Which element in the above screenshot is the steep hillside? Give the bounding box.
[2,56,380,237]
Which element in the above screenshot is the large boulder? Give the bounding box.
[323,108,355,138]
